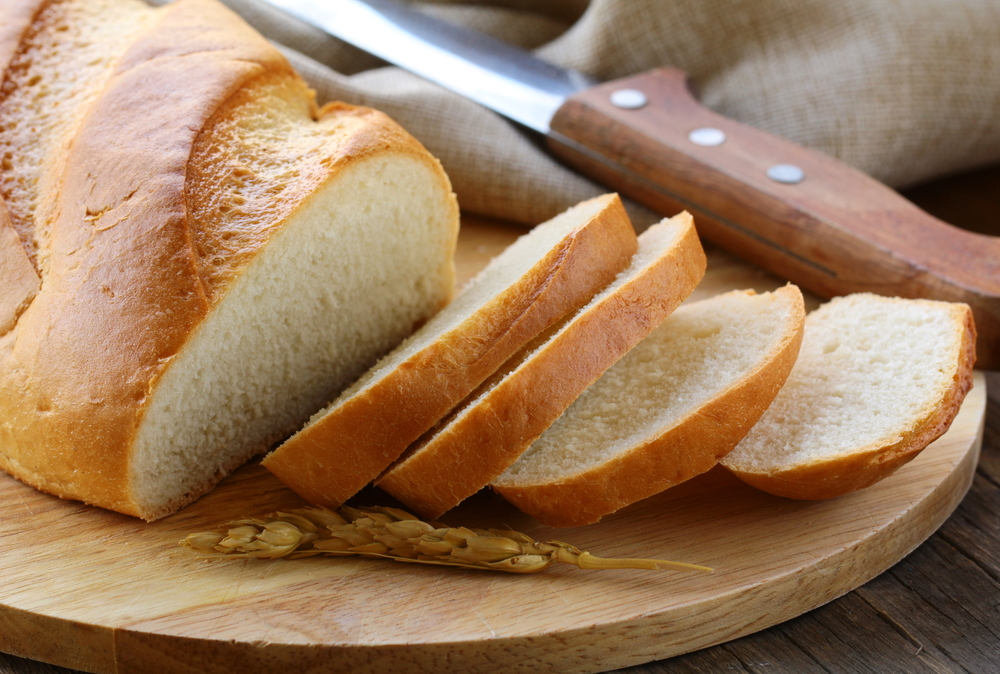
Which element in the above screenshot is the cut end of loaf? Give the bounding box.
[129,153,456,520]
[721,293,976,500]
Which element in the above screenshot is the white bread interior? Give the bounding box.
[500,287,804,481]
[130,154,454,518]
[721,293,976,499]
[493,286,804,526]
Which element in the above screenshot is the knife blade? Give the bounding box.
[265,0,1000,367]
[263,0,592,132]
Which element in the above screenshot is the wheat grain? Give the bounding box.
[180,506,712,574]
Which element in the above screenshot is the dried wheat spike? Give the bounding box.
[180,506,713,575]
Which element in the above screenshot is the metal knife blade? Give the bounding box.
[264,0,593,133]
[262,0,1000,367]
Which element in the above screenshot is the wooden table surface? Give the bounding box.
[2,170,999,674]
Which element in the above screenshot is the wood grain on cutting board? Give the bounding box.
[0,218,986,674]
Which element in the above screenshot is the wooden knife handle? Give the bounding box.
[548,68,1000,369]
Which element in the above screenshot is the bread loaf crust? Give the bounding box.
[0,0,457,518]
[378,213,707,520]
[264,194,637,509]
[492,286,806,527]
[0,0,45,72]
[724,302,977,500]
[0,0,49,334]
[0,201,38,334]
[1,0,258,512]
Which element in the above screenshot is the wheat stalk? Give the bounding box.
[180,505,713,575]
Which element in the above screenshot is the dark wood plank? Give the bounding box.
[860,540,1000,669]
[0,653,76,674]
[977,372,1000,485]
[777,592,957,674]
[718,635,830,674]
[647,631,832,674]
[937,474,1000,579]
[608,648,754,674]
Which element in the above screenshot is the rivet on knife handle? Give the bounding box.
[547,68,1000,368]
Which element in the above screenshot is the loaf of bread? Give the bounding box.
[721,294,976,499]
[0,0,458,520]
[264,194,637,509]
[493,285,805,527]
[377,213,708,520]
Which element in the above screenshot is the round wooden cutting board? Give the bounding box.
[0,218,987,674]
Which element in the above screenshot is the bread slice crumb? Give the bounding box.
[721,293,976,500]
[493,285,804,527]
[377,212,707,520]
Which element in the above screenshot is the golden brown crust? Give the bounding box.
[0,201,38,335]
[263,194,637,509]
[0,0,282,513]
[492,286,806,527]
[377,213,708,520]
[0,0,50,316]
[0,0,46,74]
[0,0,456,519]
[187,74,456,304]
[724,302,977,500]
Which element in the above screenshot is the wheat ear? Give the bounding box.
[180,506,712,575]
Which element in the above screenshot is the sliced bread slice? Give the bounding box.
[720,294,976,500]
[264,194,637,509]
[376,212,707,520]
[493,285,805,527]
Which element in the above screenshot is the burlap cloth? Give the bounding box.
[221,0,1000,229]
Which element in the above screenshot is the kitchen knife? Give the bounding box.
[264,0,1000,368]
